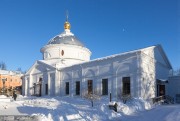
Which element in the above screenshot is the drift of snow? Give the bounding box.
[0,95,180,121]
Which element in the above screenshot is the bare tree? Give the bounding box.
[83,92,101,107]
[17,67,22,72]
[173,68,180,76]
[0,61,7,70]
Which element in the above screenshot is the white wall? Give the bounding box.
[24,45,172,101]
[140,46,172,99]
[59,52,140,99]
[167,76,180,102]
[140,51,156,99]
[41,44,91,62]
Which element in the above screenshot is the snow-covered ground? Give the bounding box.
[0,95,180,121]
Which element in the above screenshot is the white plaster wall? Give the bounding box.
[49,73,55,96]
[55,71,60,95]
[22,77,25,96]
[154,47,167,66]
[167,76,180,101]
[60,71,71,96]
[154,47,170,79]
[24,77,30,96]
[59,52,139,99]
[155,63,170,79]
[24,45,171,101]
[140,46,171,99]
[114,54,139,98]
[140,51,156,99]
[41,44,91,61]
[42,72,48,96]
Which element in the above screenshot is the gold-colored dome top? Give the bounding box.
[64,21,71,30]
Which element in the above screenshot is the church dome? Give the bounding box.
[47,35,85,47]
[47,18,85,47]
[41,17,91,63]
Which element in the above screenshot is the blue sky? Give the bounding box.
[0,0,179,71]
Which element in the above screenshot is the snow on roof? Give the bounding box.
[39,59,67,68]
[0,70,23,76]
[40,45,167,71]
[59,46,147,69]
[39,59,59,67]
[157,79,168,82]
[58,45,163,70]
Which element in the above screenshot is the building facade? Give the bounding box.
[23,19,172,100]
[167,75,180,103]
[0,70,23,96]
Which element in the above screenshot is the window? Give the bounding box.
[45,84,48,95]
[88,80,93,94]
[61,50,64,56]
[39,78,42,82]
[44,52,51,59]
[122,77,130,95]
[76,81,80,95]
[65,82,69,95]
[102,79,108,95]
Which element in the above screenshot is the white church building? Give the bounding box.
[22,18,172,100]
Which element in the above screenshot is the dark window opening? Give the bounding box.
[102,79,108,95]
[76,81,80,95]
[45,84,48,95]
[88,80,93,94]
[39,78,42,96]
[39,78,42,82]
[159,85,165,96]
[66,82,69,95]
[61,50,64,56]
[122,77,130,95]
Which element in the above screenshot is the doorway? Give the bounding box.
[157,85,165,96]
[88,80,93,94]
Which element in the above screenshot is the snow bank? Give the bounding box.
[23,97,59,110]
[0,96,156,121]
[0,95,11,102]
[20,96,154,120]
[0,95,7,98]
[117,97,153,115]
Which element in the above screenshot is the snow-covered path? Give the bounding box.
[0,101,27,116]
[122,105,180,121]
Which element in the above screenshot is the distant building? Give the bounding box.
[23,17,173,100]
[0,70,23,96]
[167,75,180,103]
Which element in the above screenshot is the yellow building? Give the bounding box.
[0,70,23,96]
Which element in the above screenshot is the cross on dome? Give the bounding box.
[64,11,71,30]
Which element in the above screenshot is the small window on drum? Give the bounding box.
[44,52,50,59]
[61,50,64,56]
